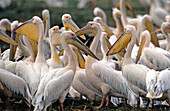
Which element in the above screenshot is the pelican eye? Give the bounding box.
[53,28,56,32]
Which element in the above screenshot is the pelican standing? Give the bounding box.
[33,31,98,111]
[13,16,49,98]
[76,22,137,109]
[107,25,150,106]
[146,68,170,106]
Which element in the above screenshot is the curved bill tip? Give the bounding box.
[0,30,17,46]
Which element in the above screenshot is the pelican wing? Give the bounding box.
[143,48,170,70]
[123,64,149,92]
[77,69,102,96]
[155,69,170,98]
[43,70,74,108]
[0,69,31,102]
[33,68,67,105]
[16,61,40,97]
[92,62,134,98]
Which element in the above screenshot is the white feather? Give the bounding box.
[92,62,137,104]
[0,69,32,102]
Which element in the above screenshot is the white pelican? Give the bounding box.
[46,26,63,70]
[0,69,32,105]
[0,28,32,105]
[0,18,11,32]
[71,45,102,101]
[0,27,18,69]
[13,16,49,98]
[33,31,98,111]
[42,9,51,59]
[118,0,137,27]
[112,8,124,37]
[93,7,107,24]
[0,20,29,61]
[76,22,137,109]
[107,25,150,106]
[136,23,170,71]
[161,22,170,52]
[61,14,86,40]
[149,0,170,27]
[146,68,170,106]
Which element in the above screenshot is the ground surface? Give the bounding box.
[0,97,169,111]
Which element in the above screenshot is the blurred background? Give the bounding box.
[0,0,149,28]
[0,0,168,51]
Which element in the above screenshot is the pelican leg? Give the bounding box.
[79,94,82,100]
[0,98,3,103]
[150,99,154,108]
[28,100,32,111]
[48,104,52,111]
[96,94,107,109]
[105,95,111,107]
[146,98,150,107]
[60,103,64,111]
[137,97,140,107]
[166,99,170,105]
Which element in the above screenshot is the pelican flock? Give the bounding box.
[0,0,169,110]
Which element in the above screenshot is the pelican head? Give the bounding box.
[93,17,113,36]
[112,8,124,34]
[49,26,62,46]
[93,7,106,23]
[161,22,170,34]
[141,14,159,47]
[75,21,102,36]
[107,25,135,55]
[42,9,50,36]
[115,0,136,17]
[12,16,42,42]
[61,31,99,60]
[136,30,151,63]
[0,18,11,32]
[165,15,170,22]
[62,14,86,40]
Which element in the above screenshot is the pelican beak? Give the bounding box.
[12,19,39,42]
[106,39,111,49]
[0,30,17,46]
[29,39,38,58]
[115,1,136,17]
[59,49,64,56]
[9,32,19,61]
[101,23,114,36]
[145,18,159,47]
[114,1,120,8]
[136,36,146,63]
[117,16,124,33]
[74,49,85,69]
[64,19,86,40]
[43,15,47,33]
[67,36,99,60]
[125,1,136,17]
[107,32,132,55]
[75,25,94,36]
